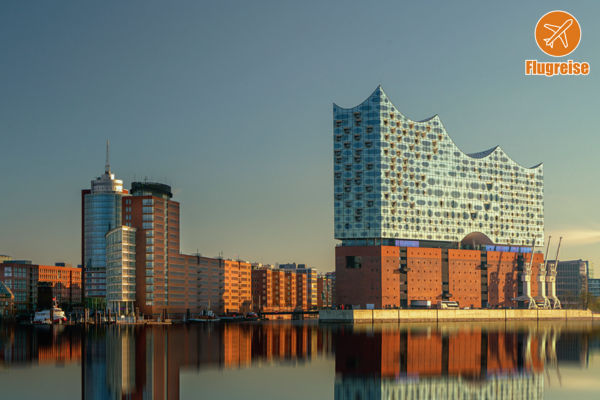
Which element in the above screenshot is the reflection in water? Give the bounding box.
[0,321,598,399]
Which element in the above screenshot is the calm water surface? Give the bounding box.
[1,320,599,399]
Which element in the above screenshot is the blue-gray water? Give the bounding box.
[1,321,599,399]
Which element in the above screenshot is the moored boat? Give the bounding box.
[33,299,67,324]
[244,312,259,321]
[190,310,220,323]
[218,312,244,322]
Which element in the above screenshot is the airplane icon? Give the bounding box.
[543,19,573,48]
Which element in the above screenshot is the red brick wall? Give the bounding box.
[335,246,388,308]
[406,248,442,305]
[448,250,481,308]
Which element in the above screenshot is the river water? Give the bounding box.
[0,320,599,399]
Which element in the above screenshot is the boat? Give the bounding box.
[244,312,259,321]
[190,310,220,323]
[218,312,244,322]
[33,299,67,324]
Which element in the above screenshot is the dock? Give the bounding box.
[319,309,600,323]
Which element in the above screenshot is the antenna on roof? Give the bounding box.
[105,140,110,173]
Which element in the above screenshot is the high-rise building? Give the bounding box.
[334,87,547,309]
[123,181,199,317]
[82,142,127,307]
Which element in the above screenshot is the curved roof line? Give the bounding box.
[333,86,382,110]
[334,86,543,170]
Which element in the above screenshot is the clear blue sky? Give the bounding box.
[1,1,599,275]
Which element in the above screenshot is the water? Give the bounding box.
[1,321,599,399]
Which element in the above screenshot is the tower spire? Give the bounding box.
[105,140,110,174]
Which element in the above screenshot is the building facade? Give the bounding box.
[333,87,546,309]
[251,267,299,313]
[106,226,138,314]
[588,278,600,298]
[198,256,251,314]
[548,259,588,307]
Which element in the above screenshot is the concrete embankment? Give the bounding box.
[319,309,599,323]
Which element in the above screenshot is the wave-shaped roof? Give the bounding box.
[334,86,543,170]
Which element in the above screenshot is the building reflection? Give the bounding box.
[0,322,598,400]
[0,324,81,368]
[83,323,333,399]
[332,323,595,400]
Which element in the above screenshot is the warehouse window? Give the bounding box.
[346,256,362,269]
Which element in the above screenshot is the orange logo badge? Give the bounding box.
[535,11,581,57]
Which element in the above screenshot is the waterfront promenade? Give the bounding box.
[319,309,599,323]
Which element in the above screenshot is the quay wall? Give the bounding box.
[319,309,599,323]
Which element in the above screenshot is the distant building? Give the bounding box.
[198,257,251,313]
[0,263,82,311]
[325,271,336,306]
[587,262,595,279]
[0,255,11,264]
[317,275,332,308]
[588,279,600,298]
[251,267,299,314]
[547,259,588,307]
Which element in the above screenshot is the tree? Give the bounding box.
[579,292,599,311]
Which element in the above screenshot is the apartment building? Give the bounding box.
[0,262,82,311]
[197,257,251,314]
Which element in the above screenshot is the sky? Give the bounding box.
[0,1,599,275]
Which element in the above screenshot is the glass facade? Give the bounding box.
[84,194,123,301]
[106,226,137,314]
[334,87,544,246]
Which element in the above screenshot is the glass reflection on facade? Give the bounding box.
[106,226,137,314]
[334,87,544,246]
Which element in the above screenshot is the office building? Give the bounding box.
[82,142,127,307]
[334,87,546,309]
[0,263,82,311]
[588,278,600,298]
[586,261,594,279]
[547,259,588,307]
[0,255,11,264]
[122,181,199,317]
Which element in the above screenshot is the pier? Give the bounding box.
[319,309,600,323]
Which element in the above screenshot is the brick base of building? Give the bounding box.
[335,246,544,309]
